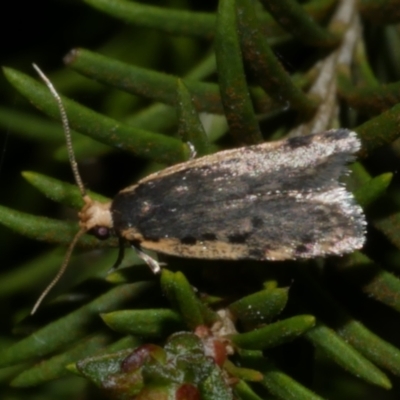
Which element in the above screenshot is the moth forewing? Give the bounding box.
[119,128,360,190]
[110,129,366,262]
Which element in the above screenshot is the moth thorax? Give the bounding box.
[79,195,113,239]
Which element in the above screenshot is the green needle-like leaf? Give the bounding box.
[354,172,392,208]
[0,204,114,248]
[101,309,184,337]
[305,323,391,389]
[337,251,400,313]
[215,0,262,144]
[339,73,400,116]
[84,0,216,38]
[294,265,400,378]
[65,48,225,114]
[229,287,288,325]
[359,0,400,24]
[234,380,264,400]
[3,67,188,165]
[237,0,317,118]
[259,0,340,47]
[170,271,205,329]
[176,79,210,156]
[230,315,315,350]
[10,333,113,387]
[22,171,109,208]
[0,282,153,367]
[356,102,400,157]
[241,351,324,400]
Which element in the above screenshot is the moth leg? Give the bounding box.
[108,236,125,273]
[187,142,197,160]
[131,243,162,274]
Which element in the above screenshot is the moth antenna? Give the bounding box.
[32,63,86,197]
[31,228,86,315]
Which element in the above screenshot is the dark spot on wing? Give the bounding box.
[251,216,263,228]
[228,232,250,244]
[324,128,349,140]
[295,234,315,255]
[248,247,265,259]
[202,233,217,241]
[181,236,197,245]
[143,235,160,242]
[301,234,315,245]
[295,244,309,254]
[286,135,314,149]
[315,209,331,223]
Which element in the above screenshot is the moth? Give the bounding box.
[31,65,366,313]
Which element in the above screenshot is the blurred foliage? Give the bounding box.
[1,0,400,399]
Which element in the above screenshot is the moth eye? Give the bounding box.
[91,226,110,240]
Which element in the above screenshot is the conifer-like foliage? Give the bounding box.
[1,1,400,399]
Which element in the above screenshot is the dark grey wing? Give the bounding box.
[123,129,361,208]
[112,185,364,260]
[111,129,365,260]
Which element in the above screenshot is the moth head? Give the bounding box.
[79,195,113,240]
